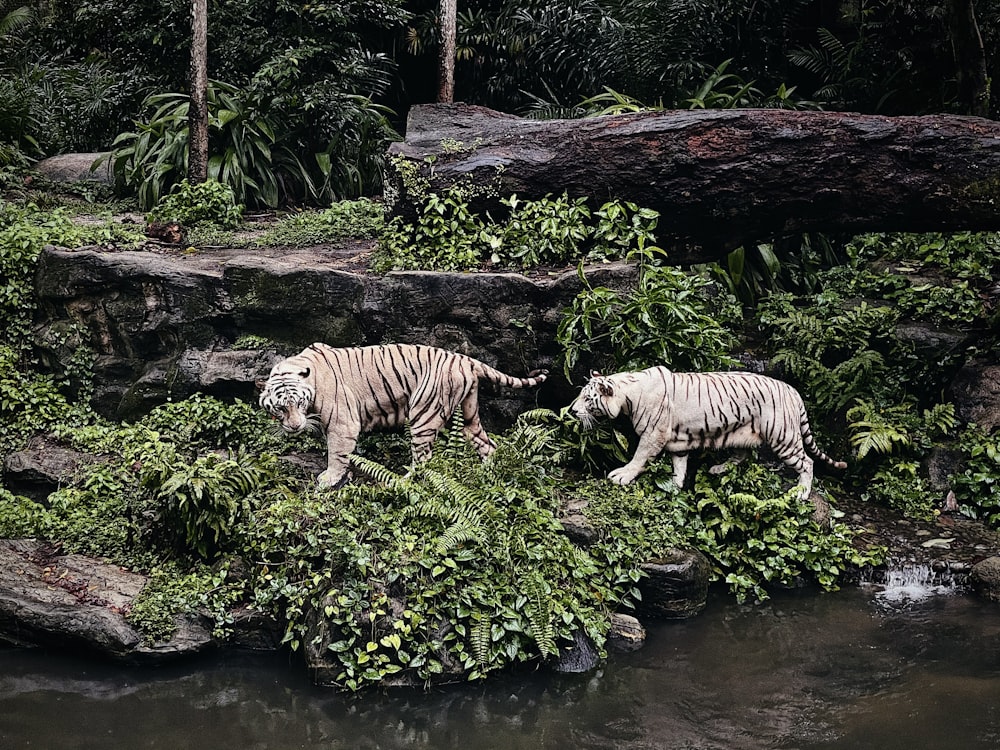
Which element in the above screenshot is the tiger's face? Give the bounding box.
[570,371,621,429]
[257,362,316,433]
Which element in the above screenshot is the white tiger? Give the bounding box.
[570,367,846,497]
[258,343,548,488]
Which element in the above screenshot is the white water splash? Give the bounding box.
[867,562,962,605]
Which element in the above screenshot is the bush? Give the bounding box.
[375,191,661,272]
[146,179,243,228]
[558,257,741,378]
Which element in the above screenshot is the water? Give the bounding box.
[2,584,999,750]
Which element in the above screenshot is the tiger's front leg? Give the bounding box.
[608,430,668,485]
[318,431,358,489]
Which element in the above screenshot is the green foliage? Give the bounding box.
[847,399,956,461]
[375,190,659,272]
[125,564,223,644]
[583,460,884,605]
[757,293,904,417]
[146,179,243,229]
[690,463,883,602]
[496,193,593,267]
[253,200,384,246]
[950,426,1000,528]
[833,232,995,328]
[863,459,939,522]
[141,446,277,559]
[376,188,484,272]
[136,394,291,455]
[0,203,142,348]
[684,58,819,110]
[0,337,96,455]
[0,488,47,538]
[39,397,291,566]
[247,417,618,689]
[558,256,741,378]
[106,78,396,210]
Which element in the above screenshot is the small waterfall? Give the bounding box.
[861,560,966,605]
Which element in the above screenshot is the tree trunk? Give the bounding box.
[188,0,209,184]
[387,103,1000,259]
[948,0,990,118]
[436,0,457,103]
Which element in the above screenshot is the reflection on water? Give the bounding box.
[2,586,999,750]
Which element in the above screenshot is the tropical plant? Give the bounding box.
[146,179,244,229]
[557,251,741,379]
[246,416,621,689]
[106,80,396,209]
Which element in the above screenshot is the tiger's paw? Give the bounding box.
[318,469,350,490]
[608,466,640,485]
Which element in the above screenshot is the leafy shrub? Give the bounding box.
[951,426,1000,528]
[125,564,225,644]
[146,179,243,228]
[558,256,741,378]
[247,418,622,689]
[141,446,277,559]
[376,188,486,271]
[255,199,384,246]
[0,204,142,346]
[582,460,884,605]
[689,462,882,602]
[375,191,660,272]
[107,80,395,209]
[0,488,47,538]
[496,193,593,266]
[757,293,903,417]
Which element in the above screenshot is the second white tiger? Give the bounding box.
[570,367,846,497]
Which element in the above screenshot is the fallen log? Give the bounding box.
[386,103,1000,260]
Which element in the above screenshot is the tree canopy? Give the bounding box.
[2,1,999,205]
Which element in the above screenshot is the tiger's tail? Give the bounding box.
[800,410,848,470]
[475,362,549,389]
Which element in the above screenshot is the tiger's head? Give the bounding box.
[570,371,623,429]
[257,359,317,434]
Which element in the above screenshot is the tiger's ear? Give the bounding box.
[299,367,311,378]
[589,370,603,379]
[597,380,614,398]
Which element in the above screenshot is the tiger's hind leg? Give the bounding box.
[773,446,813,499]
[461,388,496,458]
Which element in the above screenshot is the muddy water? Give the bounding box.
[2,583,999,749]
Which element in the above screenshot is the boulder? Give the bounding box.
[35,153,113,184]
[949,361,1000,433]
[0,539,214,662]
[607,612,646,652]
[553,627,602,673]
[34,243,639,422]
[637,549,712,619]
[3,436,105,499]
[969,556,1000,601]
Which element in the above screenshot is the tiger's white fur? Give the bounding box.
[570,367,846,497]
[258,343,548,488]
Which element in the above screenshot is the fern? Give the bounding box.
[471,613,492,665]
[348,454,409,489]
[923,402,957,438]
[847,400,912,459]
[521,571,558,658]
